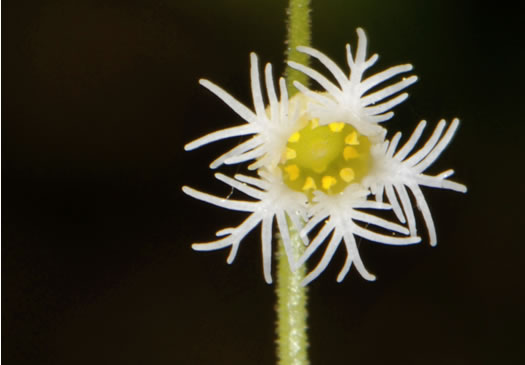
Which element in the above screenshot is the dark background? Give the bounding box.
[3,0,524,364]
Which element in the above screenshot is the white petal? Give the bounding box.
[359,64,413,96]
[182,186,256,212]
[302,231,343,286]
[261,216,273,284]
[353,225,420,246]
[296,46,350,89]
[361,76,417,107]
[209,136,262,169]
[215,173,264,200]
[287,61,342,99]
[185,124,256,151]
[250,53,266,118]
[199,79,257,124]
[264,63,279,122]
[415,119,460,172]
[394,120,427,161]
[405,120,446,167]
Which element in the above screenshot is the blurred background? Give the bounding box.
[3,0,524,364]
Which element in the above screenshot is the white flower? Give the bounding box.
[288,28,417,137]
[363,118,468,246]
[183,27,466,284]
[296,185,421,286]
[184,53,301,170]
[182,169,308,284]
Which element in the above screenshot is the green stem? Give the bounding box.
[284,0,312,95]
[276,225,310,365]
[276,1,311,365]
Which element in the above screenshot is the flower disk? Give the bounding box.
[280,119,371,198]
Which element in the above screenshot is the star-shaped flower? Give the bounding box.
[183,28,466,284]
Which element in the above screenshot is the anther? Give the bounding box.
[343,146,359,160]
[328,122,345,132]
[302,176,317,191]
[284,148,297,160]
[345,131,359,145]
[284,164,300,181]
[288,132,300,143]
[339,168,355,183]
[322,175,337,190]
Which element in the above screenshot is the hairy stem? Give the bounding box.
[284,0,312,95]
[276,1,311,364]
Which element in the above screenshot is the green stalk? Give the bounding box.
[284,0,312,95]
[276,1,311,365]
[276,223,310,365]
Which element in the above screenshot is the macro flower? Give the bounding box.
[183,27,466,284]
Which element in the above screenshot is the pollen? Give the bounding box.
[284,147,297,160]
[322,175,337,190]
[288,132,300,143]
[302,176,317,191]
[339,167,355,182]
[344,146,359,160]
[345,131,359,145]
[279,119,371,196]
[329,122,345,132]
[284,164,300,181]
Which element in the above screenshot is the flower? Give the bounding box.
[182,168,308,284]
[183,28,466,284]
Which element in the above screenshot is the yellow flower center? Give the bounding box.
[279,119,371,197]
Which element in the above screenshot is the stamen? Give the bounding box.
[284,164,300,181]
[288,132,300,143]
[302,176,317,191]
[329,122,345,132]
[344,146,359,160]
[322,175,337,190]
[284,148,297,160]
[340,167,355,182]
[345,131,359,145]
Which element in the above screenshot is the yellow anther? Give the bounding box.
[321,175,337,190]
[345,131,359,145]
[284,147,297,160]
[310,118,319,129]
[288,132,300,143]
[284,164,300,181]
[328,122,345,133]
[339,167,355,183]
[302,176,317,191]
[343,146,359,160]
